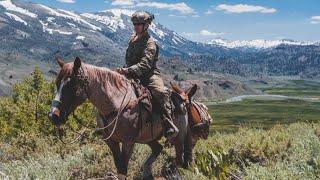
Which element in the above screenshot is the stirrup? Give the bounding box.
[164,128,178,138]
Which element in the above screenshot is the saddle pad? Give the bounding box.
[191,101,213,125]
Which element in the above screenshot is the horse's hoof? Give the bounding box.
[117,173,126,180]
[105,172,118,180]
[182,162,190,169]
[143,175,154,180]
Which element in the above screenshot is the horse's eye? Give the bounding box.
[66,77,75,85]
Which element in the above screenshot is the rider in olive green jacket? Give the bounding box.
[117,11,179,138]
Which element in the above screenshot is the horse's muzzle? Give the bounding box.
[48,100,66,125]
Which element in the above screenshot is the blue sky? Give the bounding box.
[28,0,320,42]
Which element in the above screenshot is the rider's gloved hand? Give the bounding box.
[115,68,130,76]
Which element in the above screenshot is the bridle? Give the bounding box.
[51,66,131,144]
[50,66,89,122]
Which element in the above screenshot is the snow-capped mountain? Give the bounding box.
[0,0,226,66]
[208,38,319,50]
[1,0,320,79]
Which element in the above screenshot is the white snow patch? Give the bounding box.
[172,33,184,44]
[0,0,37,18]
[39,20,53,34]
[76,35,85,40]
[66,22,80,31]
[149,23,166,39]
[81,12,126,32]
[208,39,316,49]
[5,12,27,25]
[38,4,64,16]
[39,20,72,35]
[59,9,101,31]
[38,4,101,31]
[82,9,134,32]
[172,38,177,44]
[67,22,76,27]
[55,29,73,35]
[46,17,55,23]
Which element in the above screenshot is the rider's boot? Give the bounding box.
[161,97,179,138]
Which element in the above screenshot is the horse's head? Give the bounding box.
[48,56,89,126]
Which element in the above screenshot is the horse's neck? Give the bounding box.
[84,64,133,116]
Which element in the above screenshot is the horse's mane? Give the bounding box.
[84,63,130,93]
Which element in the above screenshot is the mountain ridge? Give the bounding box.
[0,0,227,61]
[1,0,319,59]
[0,0,320,80]
[208,38,320,50]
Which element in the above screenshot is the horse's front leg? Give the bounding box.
[118,142,135,179]
[174,141,184,167]
[173,115,188,167]
[106,140,122,173]
[183,125,193,168]
[142,140,163,179]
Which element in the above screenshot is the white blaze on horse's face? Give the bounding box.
[55,80,64,102]
[48,80,66,125]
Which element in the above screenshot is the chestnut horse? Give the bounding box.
[48,57,193,179]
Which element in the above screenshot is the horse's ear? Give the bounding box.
[73,57,82,72]
[170,82,183,94]
[55,56,65,68]
[186,84,198,99]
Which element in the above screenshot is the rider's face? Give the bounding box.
[134,23,144,34]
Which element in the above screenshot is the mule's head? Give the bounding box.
[48,57,89,126]
[170,82,197,107]
[171,83,211,140]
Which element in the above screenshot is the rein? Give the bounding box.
[56,67,132,144]
[92,86,130,141]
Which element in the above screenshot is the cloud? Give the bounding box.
[110,0,135,6]
[135,2,194,14]
[182,30,225,42]
[216,4,277,14]
[168,14,187,18]
[169,14,199,18]
[108,0,195,14]
[57,0,76,3]
[200,30,224,36]
[205,9,213,15]
[181,32,194,37]
[310,16,320,24]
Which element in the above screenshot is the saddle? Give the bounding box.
[130,80,153,113]
[129,80,174,116]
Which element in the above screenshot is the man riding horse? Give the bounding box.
[116,11,179,139]
[47,11,211,179]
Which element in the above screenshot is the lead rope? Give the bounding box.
[57,126,86,144]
